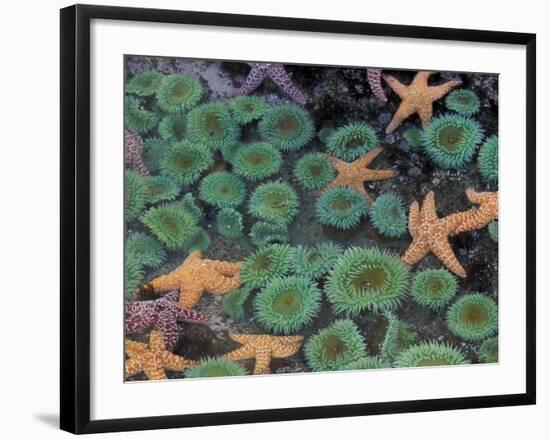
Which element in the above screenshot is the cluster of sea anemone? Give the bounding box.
[411,268,458,310]
[187,102,240,149]
[156,74,203,113]
[222,285,253,320]
[477,135,499,183]
[248,182,299,225]
[125,97,159,134]
[240,244,292,288]
[315,187,369,230]
[446,293,498,341]
[199,171,247,209]
[216,208,243,238]
[125,232,166,268]
[125,170,148,222]
[445,89,480,116]
[231,142,282,181]
[158,113,188,141]
[145,175,180,204]
[380,313,418,362]
[368,192,407,237]
[185,358,247,378]
[478,336,499,363]
[395,341,469,368]
[249,221,288,247]
[259,104,315,151]
[140,204,199,251]
[293,153,336,191]
[289,242,343,280]
[229,96,267,124]
[160,140,213,185]
[326,122,378,161]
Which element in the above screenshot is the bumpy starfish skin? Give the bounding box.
[144,251,243,308]
[383,71,462,133]
[125,330,197,380]
[223,334,304,374]
[125,291,208,351]
[367,68,387,103]
[402,189,499,278]
[124,128,150,176]
[234,63,307,105]
[322,147,398,201]
[446,188,499,235]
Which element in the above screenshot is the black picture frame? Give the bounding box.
[60,4,536,434]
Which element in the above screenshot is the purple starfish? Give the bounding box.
[234,63,307,105]
[367,68,388,104]
[124,128,150,176]
[125,291,208,351]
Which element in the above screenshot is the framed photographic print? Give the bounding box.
[60,4,536,434]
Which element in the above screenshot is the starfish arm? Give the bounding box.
[324,154,344,168]
[268,64,307,105]
[385,103,416,134]
[367,68,387,103]
[253,348,273,374]
[149,329,167,351]
[228,333,256,344]
[408,201,420,236]
[177,285,205,308]
[429,79,462,101]
[223,345,256,361]
[159,290,180,305]
[214,261,243,276]
[417,105,434,129]
[421,191,438,222]
[184,250,203,264]
[149,272,177,294]
[176,307,208,325]
[382,74,408,98]
[143,365,167,381]
[125,340,148,357]
[124,312,150,334]
[157,309,178,351]
[124,356,143,378]
[161,352,196,371]
[272,337,303,357]
[431,239,467,278]
[234,65,268,95]
[412,71,433,87]
[402,239,429,266]
[365,169,399,181]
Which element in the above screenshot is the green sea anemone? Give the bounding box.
[316,187,369,230]
[185,358,247,378]
[145,176,180,204]
[186,227,211,252]
[143,137,170,173]
[216,208,243,238]
[325,247,410,315]
[402,127,423,149]
[229,96,267,124]
[422,114,484,169]
[199,171,247,209]
[240,244,292,288]
[380,313,418,362]
[178,193,204,222]
[187,102,240,149]
[488,220,498,242]
[125,170,148,223]
[259,104,315,151]
[248,182,299,225]
[445,89,481,116]
[124,252,144,299]
[411,268,458,310]
[369,193,407,237]
[293,153,336,191]
[326,122,378,161]
[126,71,164,96]
[342,356,391,370]
[447,293,498,341]
[478,135,498,183]
[395,341,469,368]
[478,336,499,363]
[249,221,288,247]
[254,276,322,334]
[156,74,203,113]
[231,143,283,182]
[140,204,198,251]
[290,242,343,280]
[223,285,253,320]
[158,113,188,141]
[125,232,166,268]
[159,140,213,186]
[125,97,159,134]
[304,319,366,372]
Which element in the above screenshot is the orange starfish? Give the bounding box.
[143,251,243,308]
[223,333,303,375]
[402,189,498,278]
[383,71,462,133]
[323,147,398,202]
[125,330,197,380]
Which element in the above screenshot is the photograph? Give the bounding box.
[123,56,499,381]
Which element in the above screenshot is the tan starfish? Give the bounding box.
[125,330,197,380]
[402,188,498,278]
[383,71,462,133]
[223,334,304,375]
[142,251,243,308]
[322,147,398,202]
